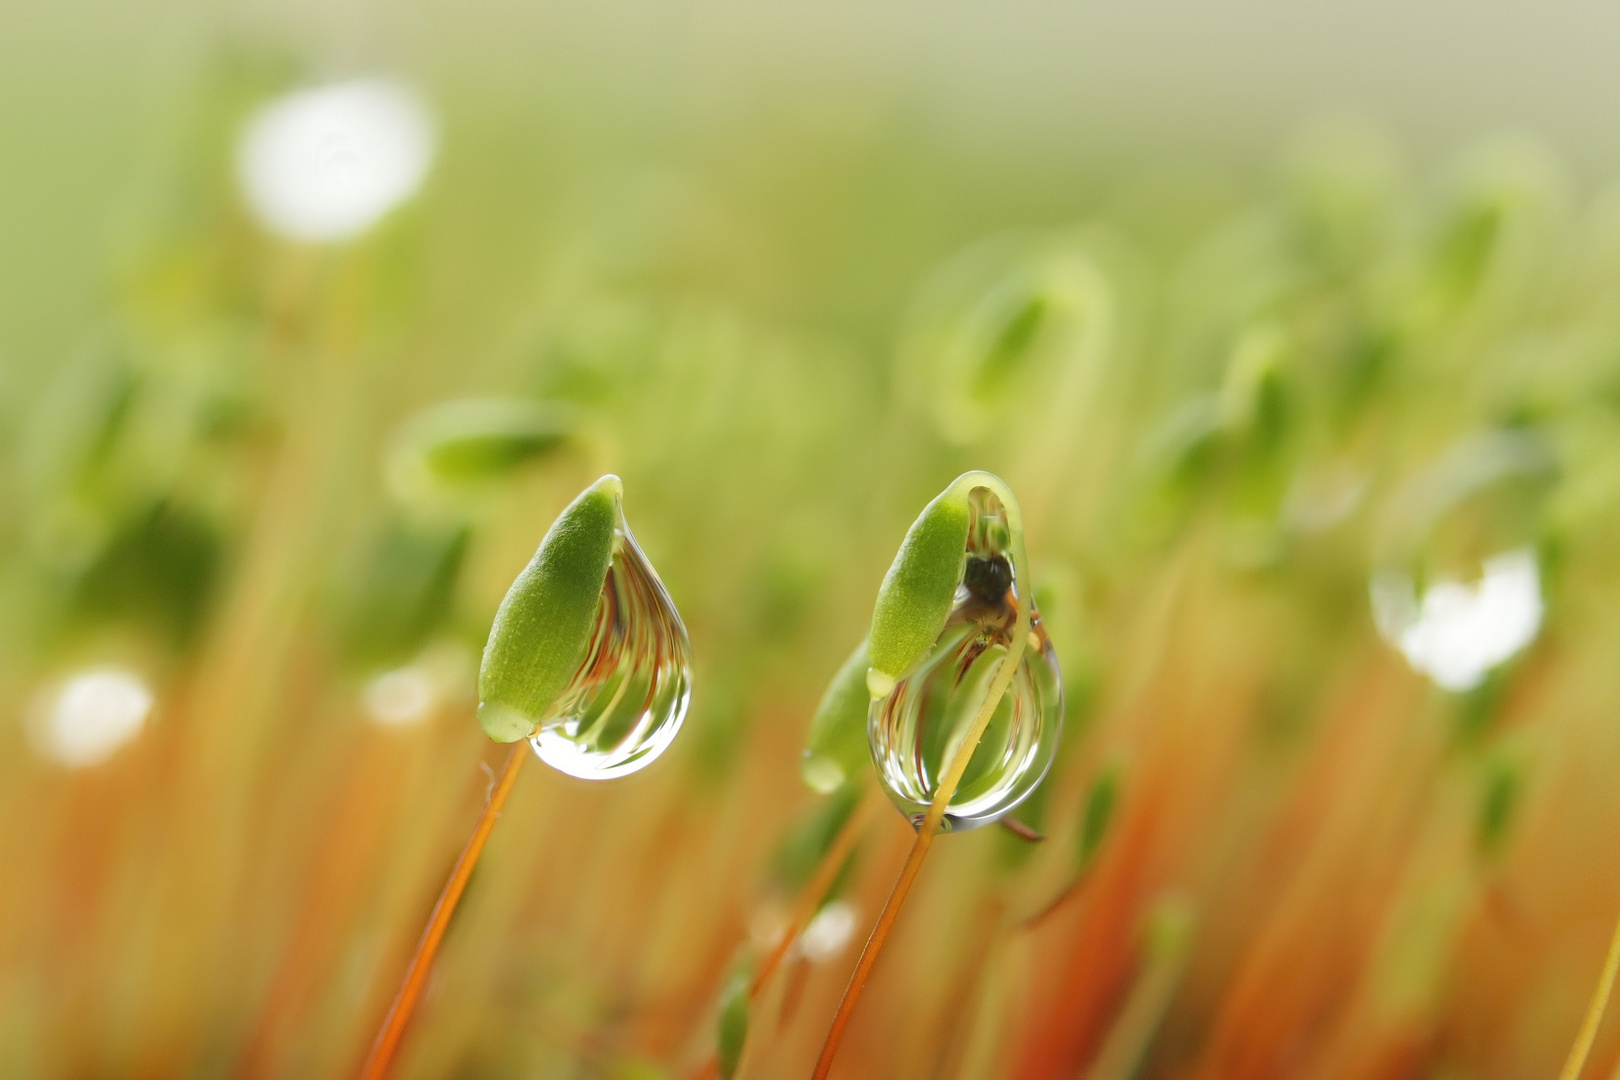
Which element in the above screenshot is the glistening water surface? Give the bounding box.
[868,487,1063,830]
[530,509,692,779]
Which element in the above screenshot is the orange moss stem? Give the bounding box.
[1559,906,1620,1080]
[684,790,875,1080]
[1018,867,1095,932]
[812,473,1031,1079]
[809,805,944,1080]
[754,790,876,997]
[357,743,528,1080]
[812,651,1028,1074]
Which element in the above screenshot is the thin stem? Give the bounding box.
[754,790,876,997]
[1560,907,1620,1080]
[357,743,528,1080]
[811,475,1032,1080]
[1017,867,1094,932]
[684,791,876,1080]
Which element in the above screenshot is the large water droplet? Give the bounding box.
[869,487,1063,830]
[530,508,692,779]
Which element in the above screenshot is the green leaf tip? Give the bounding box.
[866,484,971,692]
[476,474,623,742]
[801,639,873,794]
[867,471,1023,693]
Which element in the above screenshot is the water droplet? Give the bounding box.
[1369,432,1553,692]
[529,507,692,779]
[869,487,1063,831]
[1371,547,1543,692]
[364,643,474,727]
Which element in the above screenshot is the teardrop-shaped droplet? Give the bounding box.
[529,504,692,779]
[1368,431,1553,693]
[868,486,1063,830]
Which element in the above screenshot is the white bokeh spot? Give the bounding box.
[362,644,472,727]
[31,667,154,767]
[1371,547,1543,692]
[363,666,439,726]
[237,78,435,242]
[798,900,858,963]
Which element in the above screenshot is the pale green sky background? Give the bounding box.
[4,0,1620,377]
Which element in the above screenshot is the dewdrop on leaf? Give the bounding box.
[799,900,859,963]
[866,472,1064,830]
[1371,547,1543,692]
[237,77,434,242]
[478,475,692,779]
[1370,431,1553,693]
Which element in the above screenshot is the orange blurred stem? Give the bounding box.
[357,743,528,1080]
[684,790,875,1080]
[998,817,1045,843]
[1018,866,1096,932]
[809,804,944,1080]
[810,642,1028,1076]
[753,790,875,996]
[1560,907,1620,1080]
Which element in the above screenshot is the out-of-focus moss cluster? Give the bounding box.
[6,48,1620,1078]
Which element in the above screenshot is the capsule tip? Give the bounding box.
[587,473,625,504]
[478,701,535,743]
[866,669,897,700]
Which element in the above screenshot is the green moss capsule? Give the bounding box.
[477,476,692,778]
[866,487,972,696]
[866,472,1063,831]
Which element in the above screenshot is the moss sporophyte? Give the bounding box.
[358,475,691,1080]
[811,470,1063,1080]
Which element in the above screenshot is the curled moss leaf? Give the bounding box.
[477,475,620,742]
[801,639,873,793]
[1076,765,1121,869]
[387,397,574,506]
[866,484,972,695]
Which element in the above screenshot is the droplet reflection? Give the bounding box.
[1371,546,1543,692]
[869,487,1063,831]
[530,507,692,779]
